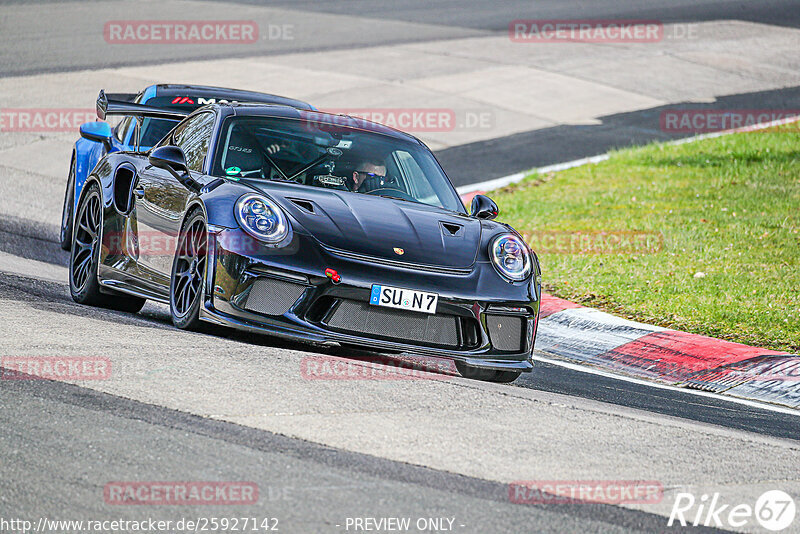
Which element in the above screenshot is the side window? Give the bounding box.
[115,116,133,143]
[172,112,216,173]
[394,150,441,207]
[139,118,181,148]
[113,92,143,143]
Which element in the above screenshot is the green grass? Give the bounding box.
[494,126,800,352]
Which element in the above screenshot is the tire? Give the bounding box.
[170,210,207,331]
[60,155,76,251]
[69,182,146,313]
[455,361,522,383]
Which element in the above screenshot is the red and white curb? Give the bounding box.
[459,115,800,411]
[536,294,800,410]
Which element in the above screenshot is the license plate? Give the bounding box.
[369,284,438,314]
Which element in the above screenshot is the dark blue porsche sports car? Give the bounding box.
[68,93,541,382]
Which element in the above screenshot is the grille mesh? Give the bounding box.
[243,277,306,316]
[486,315,525,352]
[327,299,459,348]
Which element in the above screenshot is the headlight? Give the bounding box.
[234,193,289,243]
[490,234,532,281]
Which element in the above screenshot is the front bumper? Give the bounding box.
[200,228,540,372]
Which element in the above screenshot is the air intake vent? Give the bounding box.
[441,222,463,237]
[288,198,314,213]
[243,277,306,316]
[327,299,460,348]
[486,315,525,352]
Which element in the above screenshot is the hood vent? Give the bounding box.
[441,222,464,237]
[288,198,315,214]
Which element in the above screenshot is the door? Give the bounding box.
[132,111,216,284]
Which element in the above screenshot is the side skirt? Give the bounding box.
[98,265,170,304]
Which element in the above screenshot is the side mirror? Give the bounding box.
[79,121,113,150]
[470,194,499,220]
[149,146,201,193]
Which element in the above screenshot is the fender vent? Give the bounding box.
[112,164,136,215]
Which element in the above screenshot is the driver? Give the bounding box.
[350,159,387,193]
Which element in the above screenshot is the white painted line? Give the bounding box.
[456,155,609,195]
[455,171,525,195]
[458,115,800,196]
[531,353,800,417]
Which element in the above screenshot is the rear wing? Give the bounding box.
[104,92,137,103]
[96,89,189,121]
[96,89,189,151]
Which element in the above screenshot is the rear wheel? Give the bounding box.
[60,155,76,250]
[69,183,145,313]
[455,361,521,383]
[170,210,207,331]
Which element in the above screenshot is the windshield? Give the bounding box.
[211,115,464,212]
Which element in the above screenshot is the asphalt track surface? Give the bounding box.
[1,1,800,532]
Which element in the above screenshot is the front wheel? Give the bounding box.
[455,361,522,383]
[170,210,208,331]
[60,155,76,250]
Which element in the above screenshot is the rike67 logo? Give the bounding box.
[669,490,796,531]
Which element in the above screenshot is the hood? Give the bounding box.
[250,183,480,269]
